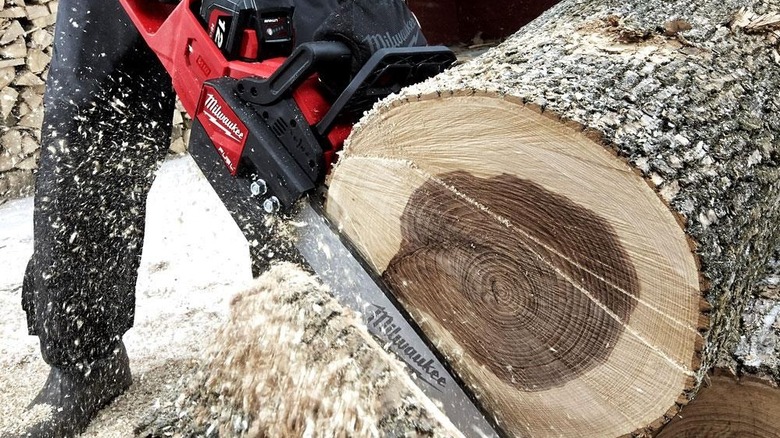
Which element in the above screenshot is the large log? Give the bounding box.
[326,0,780,436]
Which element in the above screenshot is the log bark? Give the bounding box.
[734,249,780,381]
[326,0,780,436]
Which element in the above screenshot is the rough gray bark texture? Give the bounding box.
[734,249,780,382]
[388,0,780,388]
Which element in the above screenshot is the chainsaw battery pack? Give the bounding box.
[200,0,294,61]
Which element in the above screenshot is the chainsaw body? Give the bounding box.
[119,0,455,213]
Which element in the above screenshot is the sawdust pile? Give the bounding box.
[1,400,53,436]
[136,263,460,437]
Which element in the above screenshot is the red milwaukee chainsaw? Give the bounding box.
[118,1,500,436]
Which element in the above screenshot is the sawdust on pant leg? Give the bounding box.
[136,262,462,437]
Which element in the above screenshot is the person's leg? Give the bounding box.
[19,0,174,435]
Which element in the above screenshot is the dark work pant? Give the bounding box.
[22,0,175,368]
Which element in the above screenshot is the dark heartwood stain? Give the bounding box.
[384,171,640,391]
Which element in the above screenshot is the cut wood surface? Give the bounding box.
[328,90,702,438]
[656,371,780,437]
[326,0,780,436]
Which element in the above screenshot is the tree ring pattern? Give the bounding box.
[384,171,640,391]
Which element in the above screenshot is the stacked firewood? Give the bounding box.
[0,0,54,200]
[0,0,191,202]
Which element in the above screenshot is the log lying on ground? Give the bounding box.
[134,263,462,437]
[326,0,780,436]
[656,370,780,437]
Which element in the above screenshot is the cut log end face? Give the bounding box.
[384,171,640,391]
[327,94,702,437]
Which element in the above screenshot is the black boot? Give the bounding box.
[18,342,132,438]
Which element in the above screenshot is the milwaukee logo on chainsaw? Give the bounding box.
[196,86,247,175]
[204,93,245,142]
[367,305,447,389]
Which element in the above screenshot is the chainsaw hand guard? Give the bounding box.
[236,41,352,106]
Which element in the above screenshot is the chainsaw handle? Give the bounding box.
[236,41,352,106]
[316,46,456,136]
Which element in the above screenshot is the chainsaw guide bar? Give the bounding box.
[294,200,500,438]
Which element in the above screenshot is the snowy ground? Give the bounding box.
[0,155,255,436]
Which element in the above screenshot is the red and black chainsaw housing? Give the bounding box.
[191,77,322,208]
[119,0,454,214]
